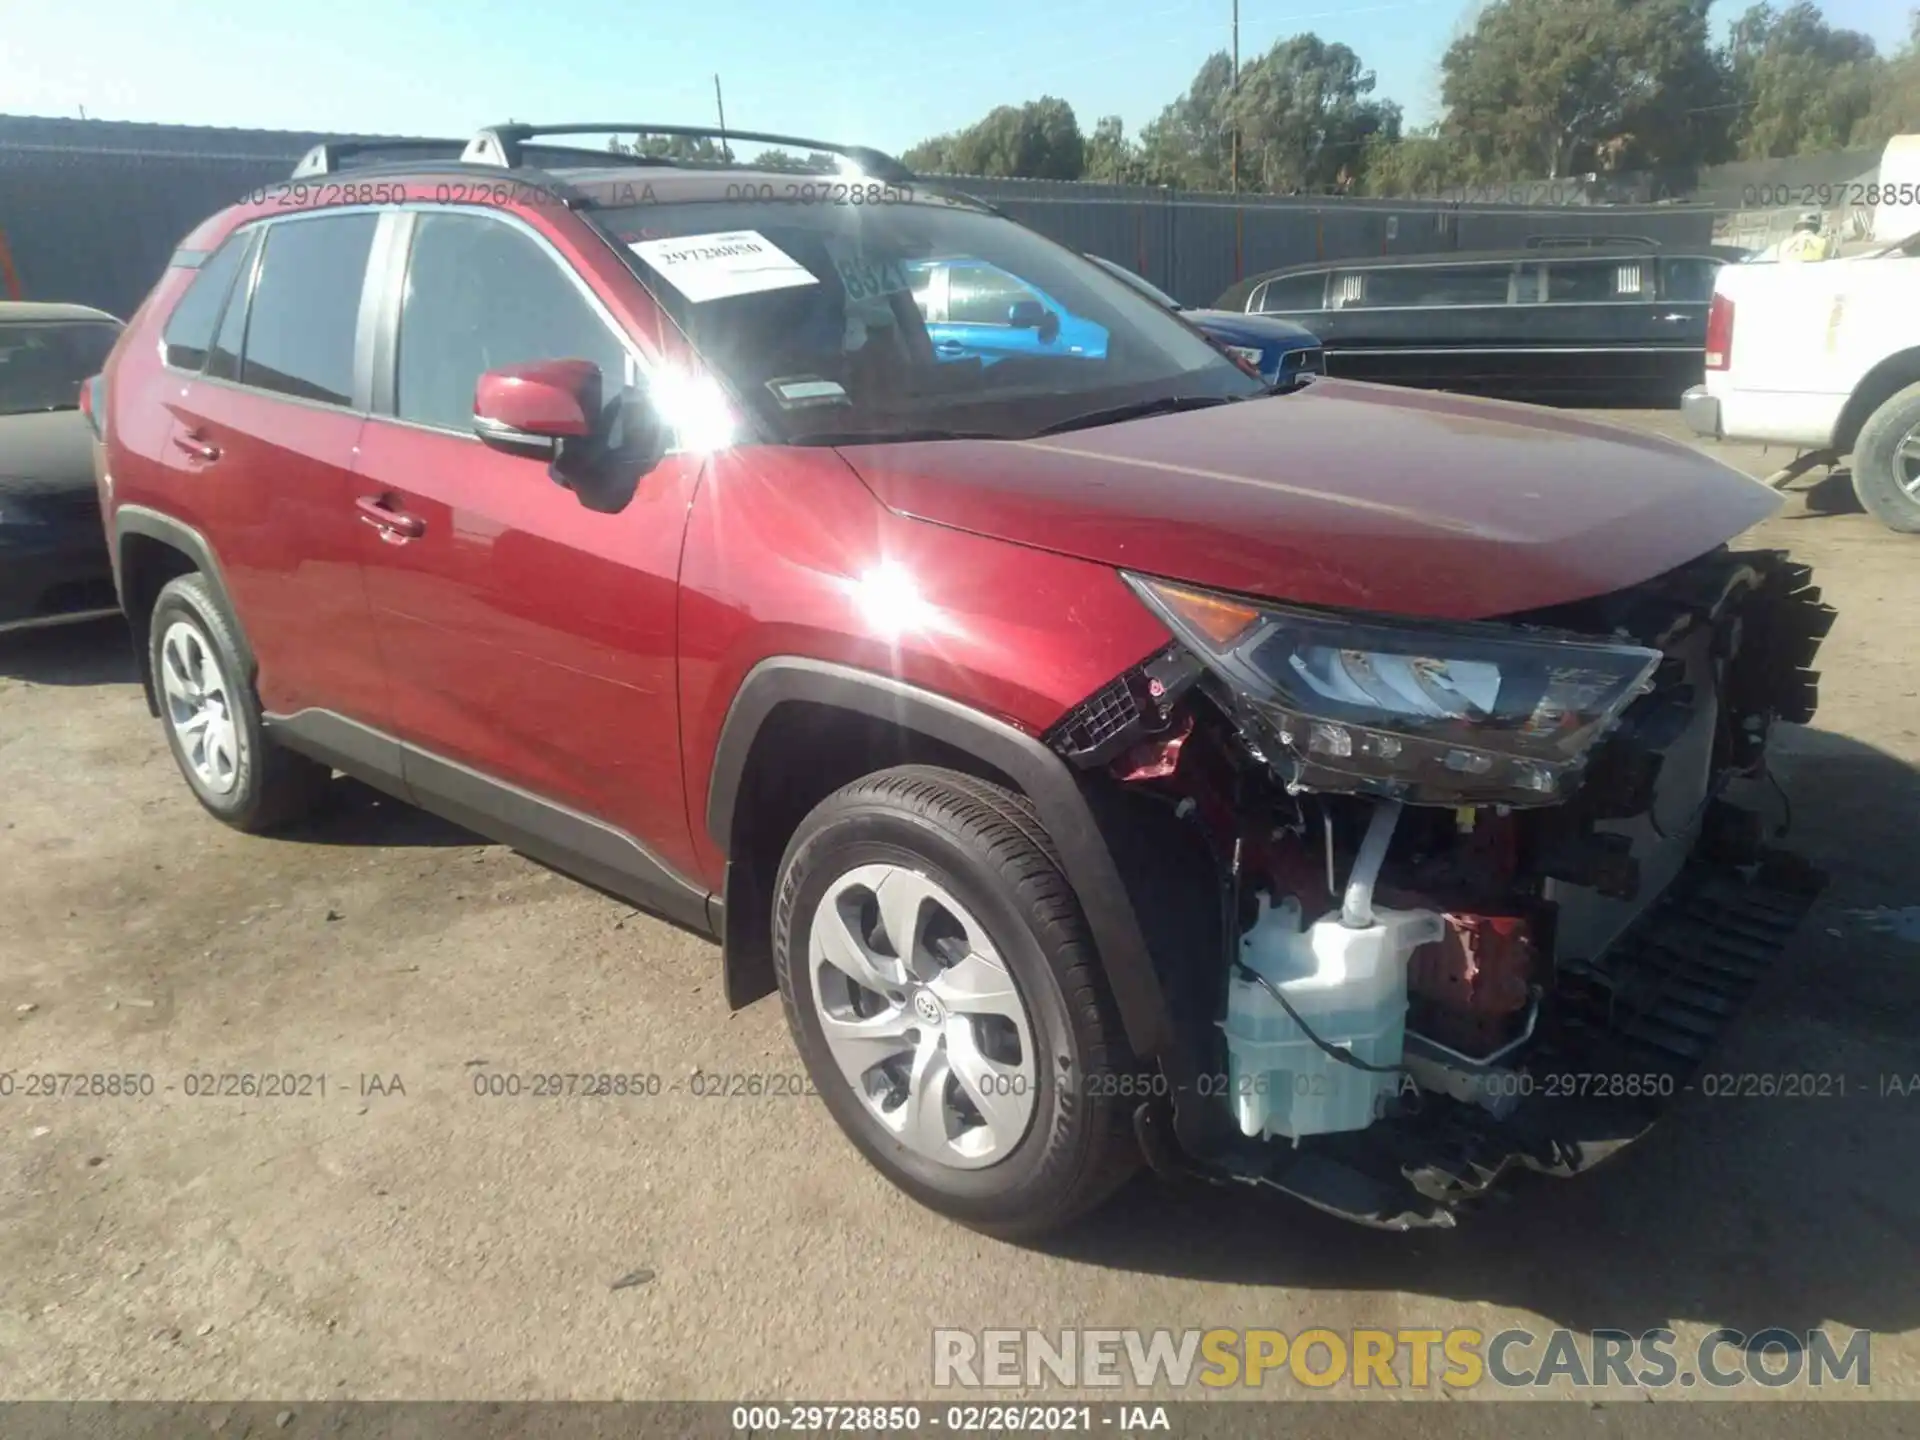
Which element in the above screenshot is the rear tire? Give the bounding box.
[773,765,1139,1239]
[149,573,331,832]
[1851,382,1920,534]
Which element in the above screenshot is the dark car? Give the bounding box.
[1215,244,1728,406]
[95,123,1830,1237]
[0,302,123,633]
[1083,253,1324,389]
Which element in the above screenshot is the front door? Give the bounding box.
[350,208,707,901]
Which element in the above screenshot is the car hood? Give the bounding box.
[1183,309,1317,343]
[835,379,1782,621]
[0,409,96,498]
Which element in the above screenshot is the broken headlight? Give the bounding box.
[1125,574,1662,806]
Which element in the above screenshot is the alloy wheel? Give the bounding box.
[1898,421,1920,500]
[808,863,1038,1169]
[159,618,242,796]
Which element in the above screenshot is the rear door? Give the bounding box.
[350,207,707,898]
[164,210,391,728]
[1313,262,1518,390]
[1509,256,1682,401]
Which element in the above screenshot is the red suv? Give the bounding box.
[95,124,1835,1236]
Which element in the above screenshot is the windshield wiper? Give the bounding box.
[786,426,1009,446]
[1030,394,1237,437]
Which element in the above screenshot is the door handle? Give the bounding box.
[935,340,966,354]
[173,428,220,461]
[1651,312,1690,323]
[355,494,426,542]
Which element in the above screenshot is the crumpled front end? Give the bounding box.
[1044,546,1836,1228]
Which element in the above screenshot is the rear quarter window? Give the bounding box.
[160,234,250,371]
[1254,273,1327,312]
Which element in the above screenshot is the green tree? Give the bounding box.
[901,98,1086,178]
[607,133,729,163]
[1440,0,1727,178]
[1858,11,1920,145]
[1226,35,1401,191]
[1726,2,1883,157]
[1083,115,1153,184]
[1138,38,1398,193]
[1138,51,1236,190]
[1356,128,1477,197]
[749,148,841,172]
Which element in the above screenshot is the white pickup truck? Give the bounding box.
[1683,140,1920,533]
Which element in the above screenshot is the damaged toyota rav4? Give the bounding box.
[95,125,1835,1237]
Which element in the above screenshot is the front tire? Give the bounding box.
[1851,381,1920,534]
[773,766,1138,1238]
[149,573,330,832]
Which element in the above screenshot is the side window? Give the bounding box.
[1255,273,1327,312]
[206,231,261,382]
[947,265,1037,325]
[1363,265,1513,306]
[1661,258,1720,303]
[395,212,631,434]
[242,214,378,405]
[160,235,250,372]
[1542,259,1647,303]
[907,263,938,322]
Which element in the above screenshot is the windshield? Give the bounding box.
[0,321,120,416]
[599,199,1258,441]
[1084,255,1183,311]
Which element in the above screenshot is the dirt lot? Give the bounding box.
[3,412,1918,1405]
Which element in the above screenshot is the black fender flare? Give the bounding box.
[112,505,255,711]
[706,657,1174,1060]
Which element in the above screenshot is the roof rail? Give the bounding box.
[461,122,916,184]
[291,138,471,179]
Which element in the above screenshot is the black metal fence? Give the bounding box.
[0,125,1719,320]
[945,176,1718,306]
[0,145,290,318]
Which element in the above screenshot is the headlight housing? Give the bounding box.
[1125,574,1663,806]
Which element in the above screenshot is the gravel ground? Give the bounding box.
[2,412,1917,1405]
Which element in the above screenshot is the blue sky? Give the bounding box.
[2,0,1909,152]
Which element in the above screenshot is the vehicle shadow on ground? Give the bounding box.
[295,776,480,850]
[0,618,478,848]
[1789,469,1866,518]
[1039,725,1920,1342]
[0,615,136,685]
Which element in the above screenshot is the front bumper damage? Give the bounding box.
[1044,547,1836,1228]
[1242,846,1825,1229]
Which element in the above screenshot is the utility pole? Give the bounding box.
[1229,0,1239,194]
[714,74,730,162]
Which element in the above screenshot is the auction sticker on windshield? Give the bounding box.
[627,230,818,303]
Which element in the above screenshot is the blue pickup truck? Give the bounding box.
[904,252,1324,390]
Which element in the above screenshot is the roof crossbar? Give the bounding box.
[461,122,917,184]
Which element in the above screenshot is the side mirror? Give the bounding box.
[474,359,601,453]
[474,359,670,513]
[1008,299,1061,344]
